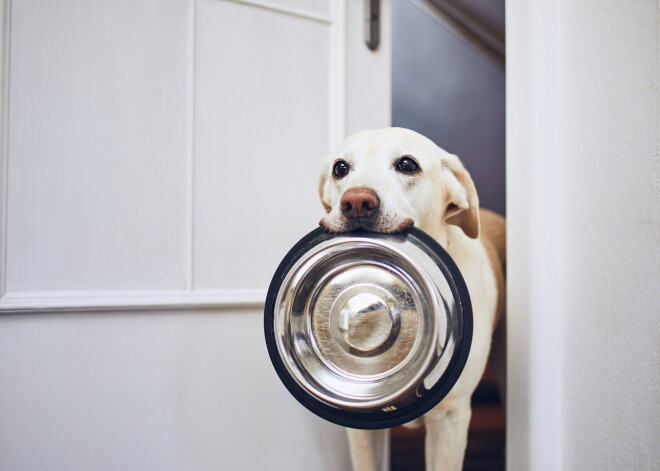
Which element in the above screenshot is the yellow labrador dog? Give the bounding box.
[318,127,505,471]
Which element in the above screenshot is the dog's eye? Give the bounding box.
[333,160,350,179]
[396,156,420,175]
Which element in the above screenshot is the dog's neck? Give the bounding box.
[422,222,475,261]
[420,218,451,247]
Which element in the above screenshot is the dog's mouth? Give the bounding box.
[319,213,415,234]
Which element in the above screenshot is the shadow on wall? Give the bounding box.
[392,0,505,215]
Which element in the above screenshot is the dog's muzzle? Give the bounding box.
[264,226,473,429]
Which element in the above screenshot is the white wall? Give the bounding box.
[507,0,660,470]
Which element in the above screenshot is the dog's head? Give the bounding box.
[318,127,480,239]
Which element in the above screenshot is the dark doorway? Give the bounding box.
[391,0,506,469]
[392,0,505,216]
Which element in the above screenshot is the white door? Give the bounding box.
[0,1,390,470]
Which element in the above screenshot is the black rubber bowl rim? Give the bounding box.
[264,226,473,430]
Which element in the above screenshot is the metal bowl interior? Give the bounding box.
[264,227,472,429]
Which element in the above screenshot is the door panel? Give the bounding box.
[193,0,331,290]
[6,0,191,292]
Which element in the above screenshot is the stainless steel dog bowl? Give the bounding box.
[264,227,472,429]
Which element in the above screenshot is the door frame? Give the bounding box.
[506,1,562,469]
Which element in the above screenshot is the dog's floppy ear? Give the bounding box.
[318,158,332,213]
[443,157,480,239]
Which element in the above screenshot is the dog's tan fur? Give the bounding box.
[318,128,505,471]
[480,208,506,327]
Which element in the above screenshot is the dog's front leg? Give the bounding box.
[424,400,472,471]
[346,428,390,471]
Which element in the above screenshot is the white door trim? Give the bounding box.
[506,0,563,469]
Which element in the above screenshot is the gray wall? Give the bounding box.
[392,0,505,215]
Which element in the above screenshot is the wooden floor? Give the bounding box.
[390,370,505,471]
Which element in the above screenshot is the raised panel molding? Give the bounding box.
[225,0,332,23]
[1,0,11,300]
[0,289,266,313]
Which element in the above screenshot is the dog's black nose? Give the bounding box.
[341,187,380,219]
